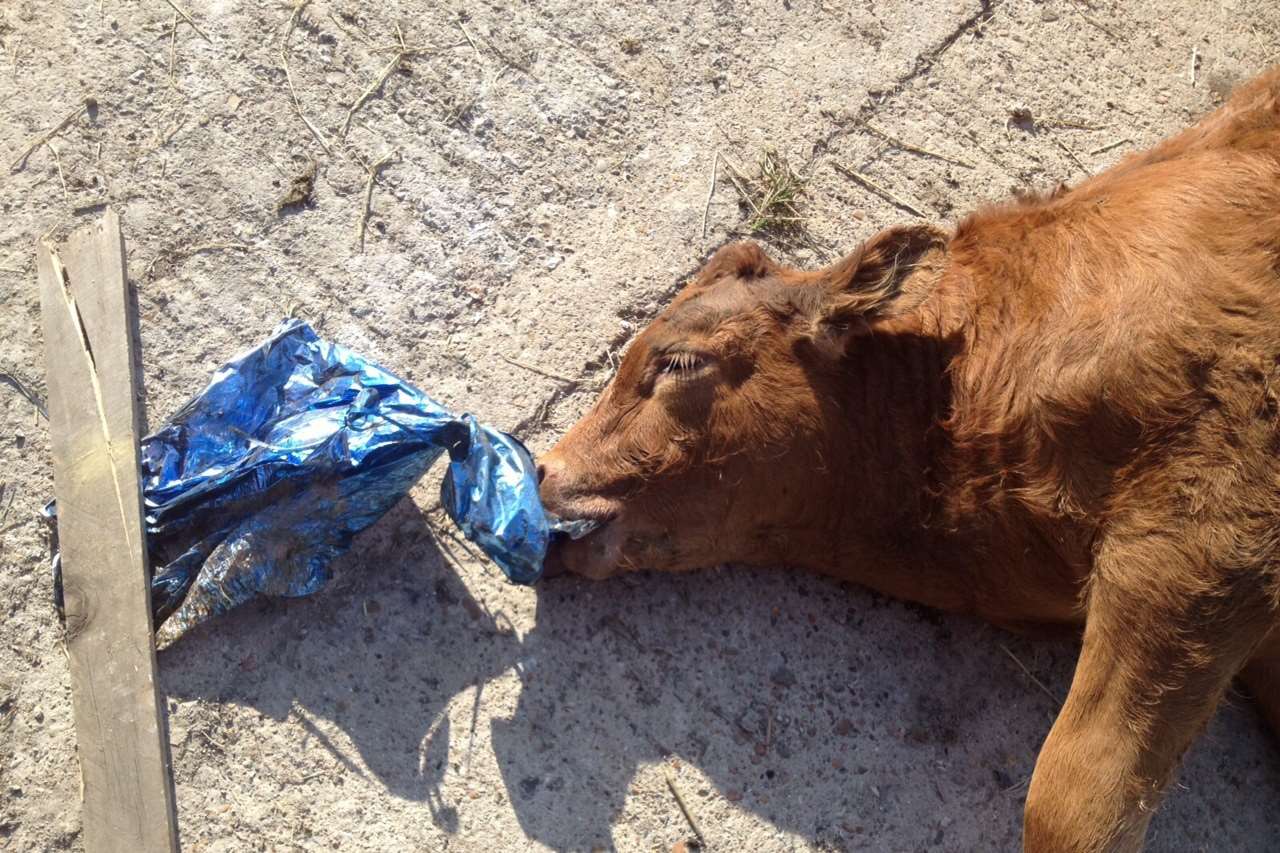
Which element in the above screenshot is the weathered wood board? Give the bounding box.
[36,210,180,853]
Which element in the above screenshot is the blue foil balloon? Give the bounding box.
[45,318,563,637]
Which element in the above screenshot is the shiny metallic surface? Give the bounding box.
[47,319,556,637]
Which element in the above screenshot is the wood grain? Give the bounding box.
[37,210,180,853]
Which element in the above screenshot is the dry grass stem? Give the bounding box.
[866,122,975,168]
[342,28,440,138]
[499,354,576,385]
[700,151,720,240]
[168,13,179,83]
[190,241,252,255]
[1000,644,1061,707]
[724,149,808,233]
[280,0,332,154]
[1089,137,1132,156]
[327,12,374,47]
[458,23,483,61]
[1052,136,1089,175]
[0,372,48,419]
[665,773,706,846]
[45,142,68,199]
[10,97,95,172]
[1039,116,1109,131]
[162,0,212,43]
[1070,2,1121,40]
[357,151,397,252]
[833,163,926,218]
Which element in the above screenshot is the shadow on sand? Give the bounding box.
[159,498,1280,851]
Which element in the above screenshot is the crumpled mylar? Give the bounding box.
[46,318,581,638]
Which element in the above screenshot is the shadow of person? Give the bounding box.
[158,496,525,831]
[494,565,1280,851]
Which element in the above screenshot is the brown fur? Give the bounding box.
[538,65,1280,852]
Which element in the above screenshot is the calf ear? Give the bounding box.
[805,224,949,357]
[698,241,776,284]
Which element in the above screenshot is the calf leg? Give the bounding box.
[1239,626,1280,740]
[1024,536,1275,853]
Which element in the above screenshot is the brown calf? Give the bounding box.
[538,65,1280,851]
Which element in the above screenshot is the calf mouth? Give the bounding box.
[549,514,605,541]
[543,512,615,578]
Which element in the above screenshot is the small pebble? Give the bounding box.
[770,666,796,687]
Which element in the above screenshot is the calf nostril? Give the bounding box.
[536,464,547,485]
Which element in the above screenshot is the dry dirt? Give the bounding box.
[3,1,1280,851]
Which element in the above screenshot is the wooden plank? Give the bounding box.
[37,210,180,853]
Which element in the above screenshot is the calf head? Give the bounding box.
[539,224,952,580]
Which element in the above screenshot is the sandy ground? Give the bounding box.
[3,1,1280,850]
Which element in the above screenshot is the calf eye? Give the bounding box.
[658,351,707,376]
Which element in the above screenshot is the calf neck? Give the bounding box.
[539,65,1280,852]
